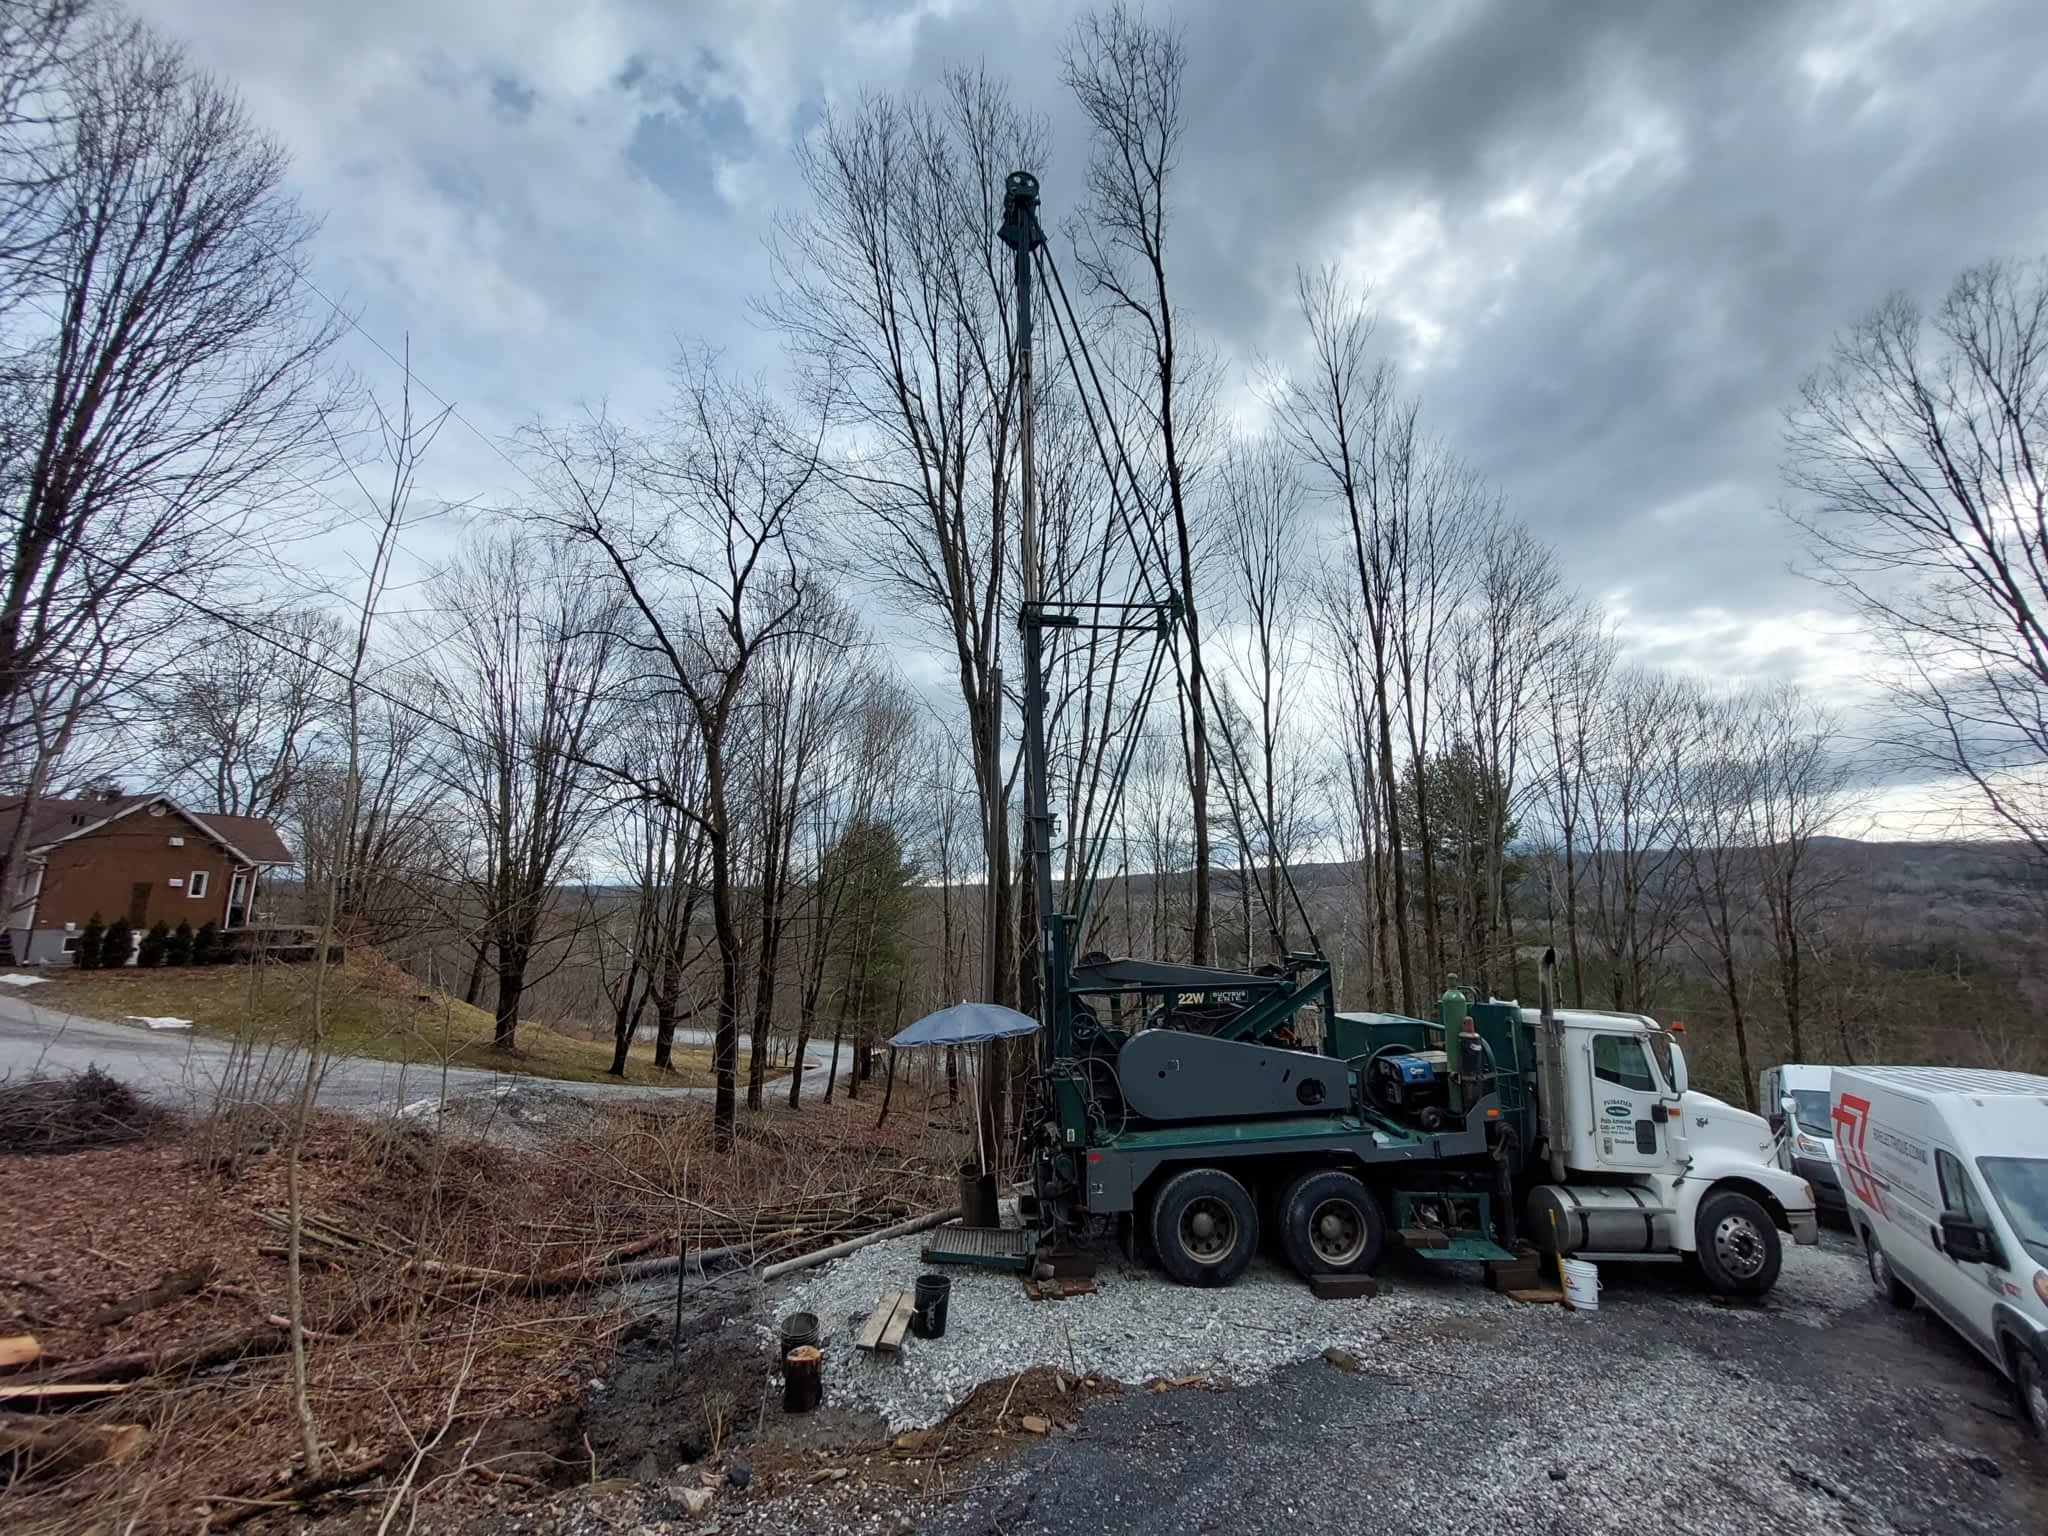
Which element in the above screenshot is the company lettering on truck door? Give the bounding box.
[1835,1091,1939,1222]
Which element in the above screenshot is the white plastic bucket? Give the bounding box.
[1562,1257,1600,1311]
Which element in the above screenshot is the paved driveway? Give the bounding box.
[0,988,844,1116]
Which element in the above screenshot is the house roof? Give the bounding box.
[0,794,295,865]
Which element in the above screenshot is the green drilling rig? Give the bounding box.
[924,172,1817,1297]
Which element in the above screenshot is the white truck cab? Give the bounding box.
[1761,1063,1844,1217]
[1833,1066,2048,1435]
[1523,1008,1820,1296]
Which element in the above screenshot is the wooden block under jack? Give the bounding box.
[1486,1254,1544,1292]
[1395,1226,1449,1250]
[856,1290,908,1352]
[1022,1274,1099,1301]
[875,1291,916,1353]
[1308,1274,1381,1300]
[1504,1286,1566,1305]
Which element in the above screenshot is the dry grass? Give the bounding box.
[38,958,747,1088]
[0,1069,973,1535]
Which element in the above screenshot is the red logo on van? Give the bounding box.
[1832,1093,1886,1216]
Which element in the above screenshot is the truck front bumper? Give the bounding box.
[1788,1207,1819,1246]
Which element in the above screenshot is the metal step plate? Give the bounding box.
[921,1224,1036,1271]
[1410,1234,1518,1263]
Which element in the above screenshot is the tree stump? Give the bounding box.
[783,1345,822,1413]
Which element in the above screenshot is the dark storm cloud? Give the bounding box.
[890,0,2048,632]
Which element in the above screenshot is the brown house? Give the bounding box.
[2,793,294,965]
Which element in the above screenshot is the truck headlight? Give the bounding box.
[1795,1135,1817,1154]
[2035,1270,2048,1307]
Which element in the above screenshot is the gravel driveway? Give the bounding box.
[680,1228,2044,1536]
[912,1232,2047,1536]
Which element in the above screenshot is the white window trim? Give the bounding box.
[188,869,210,899]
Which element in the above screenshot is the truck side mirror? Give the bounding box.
[1938,1212,2000,1267]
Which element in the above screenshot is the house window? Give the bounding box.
[188,870,210,899]
[60,935,78,954]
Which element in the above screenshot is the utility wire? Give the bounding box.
[1034,242,1320,959]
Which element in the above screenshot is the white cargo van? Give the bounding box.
[1760,1063,1844,1217]
[1832,1066,2048,1434]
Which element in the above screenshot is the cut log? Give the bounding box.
[87,1260,217,1328]
[0,1380,130,1405]
[855,1290,907,1352]
[19,1323,288,1387]
[0,1334,41,1372]
[875,1291,915,1353]
[0,1412,145,1479]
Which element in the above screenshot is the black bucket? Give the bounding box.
[959,1162,999,1227]
[779,1311,819,1363]
[911,1273,951,1339]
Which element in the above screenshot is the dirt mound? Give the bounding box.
[0,1067,160,1154]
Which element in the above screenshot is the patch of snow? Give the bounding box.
[0,973,49,987]
[125,1015,193,1031]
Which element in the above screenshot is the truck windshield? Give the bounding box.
[1978,1157,2048,1264]
[1790,1091,1831,1136]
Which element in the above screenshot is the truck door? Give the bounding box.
[1588,1033,1666,1171]
[1932,1148,2005,1359]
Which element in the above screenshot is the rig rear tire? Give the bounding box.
[1279,1169,1384,1278]
[1151,1168,1259,1287]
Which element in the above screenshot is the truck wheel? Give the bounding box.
[1693,1190,1781,1297]
[1866,1233,1914,1309]
[2011,1346,2048,1439]
[1150,1168,1258,1287]
[1279,1169,1384,1277]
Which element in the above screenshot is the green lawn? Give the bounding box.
[43,961,750,1089]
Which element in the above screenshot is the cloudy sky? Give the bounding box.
[135,0,2048,822]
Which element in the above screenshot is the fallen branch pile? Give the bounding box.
[0,1068,159,1154]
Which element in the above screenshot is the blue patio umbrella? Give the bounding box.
[889,1001,1040,1049]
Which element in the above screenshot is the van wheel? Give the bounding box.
[1694,1191,1781,1297]
[1150,1168,1258,1287]
[2011,1346,2048,1439]
[1867,1234,1914,1308]
[1279,1169,1384,1277]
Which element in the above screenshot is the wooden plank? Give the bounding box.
[855,1290,906,1352]
[875,1292,915,1353]
[0,1381,132,1404]
[1504,1286,1566,1305]
[1308,1274,1380,1301]
[0,1334,42,1372]
[1395,1226,1449,1250]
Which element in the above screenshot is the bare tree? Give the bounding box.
[0,0,86,294]
[1270,268,1415,1009]
[1581,667,1700,1012]
[1532,603,1614,1006]
[1675,688,1767,1100]
[537,358,827,1148]
[148,606,345,820]
[1784,259,2048,858]
[766,68,1039,1010]
[1062,3,1222,963]
[423,533,619,1051]
[0,17,343,904]
[736,589,864,1109]
[1215,436,1315,955]
[1749,683,1853,1061]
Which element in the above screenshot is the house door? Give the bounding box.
[128,882,151,928]
[228,872,248,927]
